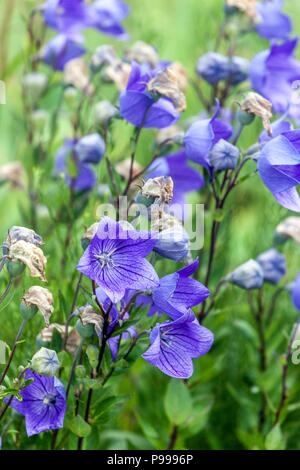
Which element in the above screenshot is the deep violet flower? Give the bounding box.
[54,134,105,191]
[119,61,181,129]
[150,258,210,319]
[146,149,205,208]
[255,0,292,41]
[89,0,130,41]
[183,101,233,171]
[95,286,122,334]
[258,133,300,212]
[142,310,214,378]
[256,248,286,284]
[40,34,85,71]
[250,38,300,122]
[43,0,90,40]
[292,272,300,311]
[108,326,137,361]
[76,217,159,303]
[6,370,66,437]
[43,0,130,41]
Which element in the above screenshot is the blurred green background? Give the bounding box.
[1,0,300,450]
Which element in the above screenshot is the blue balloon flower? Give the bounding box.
[119,62,181,129]
[258,133,300,212]
[250,38,300,123]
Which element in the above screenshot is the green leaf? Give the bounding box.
[0,389,22,401]
[67,415,91,438]
[164,379,192,426]
[81,378,103,390]
[265,424,284,450]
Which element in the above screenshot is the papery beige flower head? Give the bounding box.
[147,67,187,112]
[6,226,44,246]
[22,286,54,327]
[39,323,81,356]
[94,100,118,125]
[141,176,174,204]
[103,61,131,92]
[0,162,25,189]
[276,217,300,245]
[240,92,273,136]
[116,158,143,181]
[79,305,104,337]
[9,241,47,282]
[156,125,184,146]
[226,0,259,22]
[64,58,94,96]
[168,62,189,93]
[91,45,120,69]
[124,41,159,68]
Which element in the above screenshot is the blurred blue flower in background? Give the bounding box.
[196,52,249,85]
[255,0,292,41]
[250,38,300,122]
[256,248,286,284]
[258,134,300,212]
[119,62,181,129]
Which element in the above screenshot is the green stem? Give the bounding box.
[0,277,12,305]
[0,319,27,387]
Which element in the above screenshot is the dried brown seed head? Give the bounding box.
[9,240,47,282]
[240,92,273,136]
[147,67,187,112]
[0,162,25,189]
[226,0,259,22]
[141,176,174,204]
[124,41,159,68]
[23,286,54,327]
[64,58,94,96]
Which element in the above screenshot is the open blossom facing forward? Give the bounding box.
[142,310,214,378]
[6,370,66,437]
[76,217,159,303]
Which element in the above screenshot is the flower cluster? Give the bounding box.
[2,0,300,453]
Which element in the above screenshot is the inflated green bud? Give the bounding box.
[31,347,60,377]
[64,86,78,108]
[6,260,25,278]
[136,191,155,207]
[75,364,86,378]
[30,109,49,132]
[76,319,94,339]
[23,73,48,102]
[236,108,255,126]
[20,301,38,320]
[86,344,99,369]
